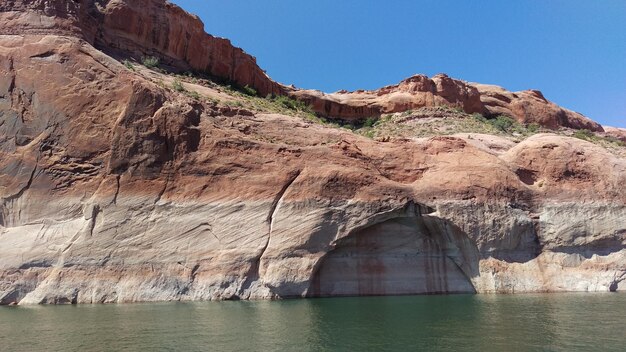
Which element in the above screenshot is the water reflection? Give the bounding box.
[0,294,624,352]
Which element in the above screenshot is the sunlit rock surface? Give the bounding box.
[0,1,624,304]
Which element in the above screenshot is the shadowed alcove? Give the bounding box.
[308,215,479,297]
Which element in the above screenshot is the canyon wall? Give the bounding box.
[0,0,282,96]
[0,0,603,130]
[0,1,623,304]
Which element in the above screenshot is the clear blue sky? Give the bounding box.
[172,0,625,127]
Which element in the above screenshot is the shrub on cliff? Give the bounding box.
[122,59,135,71]
[273,95,311,113]
[603,136,626,147]
[363,117,377,128]
[571,129,625,148]
[491,115,515,132]
[472,114,529,134]
[187,90,201,100]
[472,113,488,123]
[141,56,160,69]
[573,129,595,141]
[172,79,185,92]
[526,123,540,133]
[241,85,257,96]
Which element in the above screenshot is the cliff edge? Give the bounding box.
[0,0,624,304]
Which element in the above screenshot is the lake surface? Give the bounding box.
[1,294,624,352]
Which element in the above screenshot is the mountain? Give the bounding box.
[0,0,624,305]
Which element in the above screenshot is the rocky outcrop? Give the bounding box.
[289,75,603,131]
[0,1,624,305]
[0,1,603,131]
[604,126,626,142]
[472,84,603,131]
[289,74,484,121]
[0,0,282,96]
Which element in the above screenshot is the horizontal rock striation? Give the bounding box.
[0,1,623,304]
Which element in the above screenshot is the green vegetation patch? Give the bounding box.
[269,95,311,112]
[351,107,548,141]
[472,114,538,135]
[141,56,160,69]
[573,129,595,141]
[171,79,186,92]
[574,129,626,147]
[241,85,258,96]
[122,59,135,71]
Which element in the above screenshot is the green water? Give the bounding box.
[1,294,624,352]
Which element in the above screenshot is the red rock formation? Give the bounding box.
[604,126,626,142]
[1,0,604,131]
[289,74,484,121]
[0,0,283,97]
[0,0,623,304]
[473,83,603,131]
[96,0,283,97]
[290,75,602,131]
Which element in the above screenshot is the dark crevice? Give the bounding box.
[0,290,23,306]
[70,290,79,305]
[178,263,201,296]
[267,170,302,224]
[110,174,120,205]
[263,170,302,258]
[1,57,16,102]
[29,51,56,59]
[239,170,302,295]
[516,168,538,186]
[190,263,200,283]
[153,175,169,205]
[87,205,100,237]
[18,260,54,270]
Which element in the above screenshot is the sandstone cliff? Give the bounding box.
[0,0,602,131]
[0,0,624,304]
[0,0,283,96]
[291,75,603,131]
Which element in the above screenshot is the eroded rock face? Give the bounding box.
[290,75,603,131]
[0,0,282,97]
[604,126,626,142]
[0,1,624,305]
[310,215,479,297]
[290,74,484,121]
[472,84,603,131]
[1,1,603,130]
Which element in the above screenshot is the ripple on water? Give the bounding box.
[0,293,625,352]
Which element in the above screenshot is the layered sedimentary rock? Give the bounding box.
[0,0,282,96]
[472,83,602,131]
[0,1,624,305]
[291,75,603,131]
[290,74,484,121]
[0,0,602,130]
